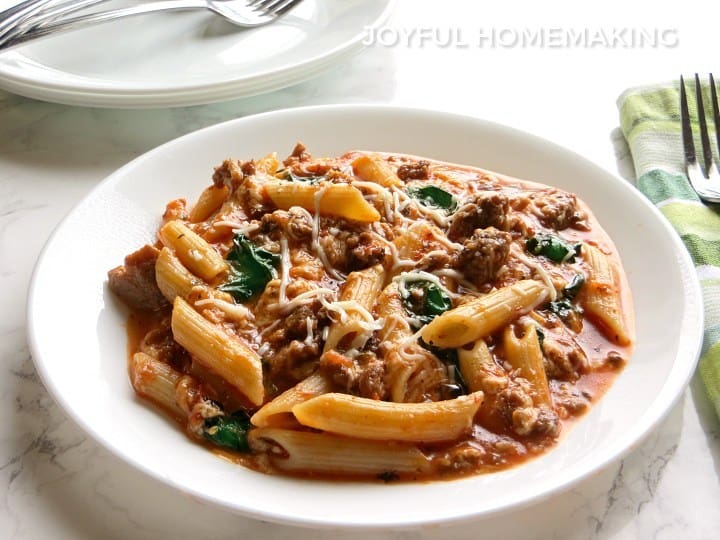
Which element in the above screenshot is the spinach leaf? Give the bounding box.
[219,234,280,302]
[203,412,251,452]
[406,185,457,212]
[420,340,467,398]
[563,273,585,299]
[548,298,576,320]
[278,169,324,184]
[547,275,585,325]
[401,279,452,326]
[526,234,581,263]
[535,326,545,348]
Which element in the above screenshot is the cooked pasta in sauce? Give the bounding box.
[108,144,634,481]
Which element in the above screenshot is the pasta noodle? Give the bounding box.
[108,145,634,481]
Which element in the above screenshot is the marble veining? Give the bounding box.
[2,0,720,538]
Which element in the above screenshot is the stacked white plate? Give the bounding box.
[0,0,394,107]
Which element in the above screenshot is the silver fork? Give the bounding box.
[0,0,109,47]
[0,0,302,51]
[680,73,720,203]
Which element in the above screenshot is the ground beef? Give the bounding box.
[541,332,587,381]
[283,305,317,340]
[241,161,256,177]
[318,350,356,391]
[396,160,430,181]
[448,192,509,241]
[317,350,386,399]
[453,227,511,286]
[212,161,235,188]
[108,245,169,312]
[531,190,588,230]
[163,199,188,221]
[551,381,591,418]
[260,208,312,241]
[319,223,389,272]
[266,340,319,382]
[212,159,271,218]
[139,318,189,371]
[355,352,386,399]
[512,405,560,438]
[287,142,311,162]
[498,380,560,437]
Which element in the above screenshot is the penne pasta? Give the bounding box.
[292,391,483,442]
[155,247,200,302]
[375,282,444,403]
[130,352,185,420]
[351,154,403,187]
[189,184,230,223]
[158,220,228,281]
[251,373,330,428]
[581,243,632,345]
[171,297,264,405]
[255,152,280,175]
[457,339,507,394]
[502,324,552,407]
[264,181,381,222]
[421,280,549,348]
[248,428,431,475]
[323,265,385,353]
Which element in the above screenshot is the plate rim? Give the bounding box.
[0,0,395,107]
[26,104,704,529]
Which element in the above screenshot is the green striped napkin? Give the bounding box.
[618,80,720,418]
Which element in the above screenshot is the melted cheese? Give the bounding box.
[278,236,290,304]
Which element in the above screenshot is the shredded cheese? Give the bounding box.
[513,247,558,301]
[392,270,462,299]
[213,220,260,235]
[304,318,315,346]
[271,287,335,315]
[278,236,290,304]
[194,298,253,322]
[311,186,345,280]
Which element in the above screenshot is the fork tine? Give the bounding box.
[694,73,714,176]
[251,0,283,11]
[680,75,697,166]
[710,73,720,168]
[249,0,298,16]
[273,0,302,16]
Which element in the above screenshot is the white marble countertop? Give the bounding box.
[2,0,719,538]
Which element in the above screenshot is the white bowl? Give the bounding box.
[27,105,703,529]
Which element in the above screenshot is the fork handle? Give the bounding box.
[0,0,112,48]
[0,0,56,40]
[1,0,207,50]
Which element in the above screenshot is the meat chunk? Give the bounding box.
[108,245,169,312]
[318,350,387,400]
[318,350,356,391]
[212,158,271,219]
[453,227,511,286]
[448,192,508,241]
[266,340,319,382]
[551,381,590,418]
[319,223,389,272]
[260,208,313,241]
[531,190,588,230]
[283,305,317,340]
[396,160,430,181]
[541,331,588,381]
[138,317,189,370]
[498,380,560,438]
[512,405,560,438]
